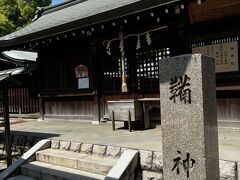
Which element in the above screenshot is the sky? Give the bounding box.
[52,0,64,5]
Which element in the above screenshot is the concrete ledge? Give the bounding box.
[0,139,51,180]
[43,115,95,121]
[9,114,39,119]
[105,150,139,180]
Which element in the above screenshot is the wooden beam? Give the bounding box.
[3,87,12,167]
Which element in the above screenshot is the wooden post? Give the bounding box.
[39,97,44,120]
[97,95,101,123]
[3,87,12,166]
[112,111,115,131]
[128,111,131,132]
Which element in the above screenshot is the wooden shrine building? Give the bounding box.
[0,50,37,166]
[0,0,239,126]
[0,50,38,116]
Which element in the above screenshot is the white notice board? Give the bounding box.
[192,41,238,73]
[78,78,89,89]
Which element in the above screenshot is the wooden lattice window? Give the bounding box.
[104,58,128,78]
[103,55,128,92]
[136,47,170,91]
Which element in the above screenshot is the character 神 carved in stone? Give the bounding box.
[169,74,191,104]
[172,151,196,179]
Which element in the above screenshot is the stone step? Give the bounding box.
[35,148,117,175]
[21,161,105,180]
[6,175,36,180]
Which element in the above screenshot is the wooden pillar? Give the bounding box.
[112,111,115,131]
[128,111,131,132]
[95,40,104,122]
[39,97,44,120]
[3,87,12,166]
[97,95,101,122]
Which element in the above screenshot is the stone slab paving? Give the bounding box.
[1,120,240,162]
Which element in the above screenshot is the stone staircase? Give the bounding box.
[2,140,139,180]
[1,139,239,180]
[13,149,117,179]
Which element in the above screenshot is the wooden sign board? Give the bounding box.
[192,41,238,73]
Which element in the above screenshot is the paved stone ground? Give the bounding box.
[1,120,240,162]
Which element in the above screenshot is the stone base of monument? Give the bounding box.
[159,54,220,180]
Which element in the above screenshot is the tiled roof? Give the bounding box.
[0,0,179,48]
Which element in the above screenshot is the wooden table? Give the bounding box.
[138,98,160,129]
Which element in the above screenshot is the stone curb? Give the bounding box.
[50,139,240,180]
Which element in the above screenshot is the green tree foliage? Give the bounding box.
[0,0,51,37]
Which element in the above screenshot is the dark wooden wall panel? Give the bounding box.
[229,98,240,121]
[141,94,159,98]
[217,98,240,122]
[217,99,229,121]
[188,0,240,24]
[43,98,98,120]
[7,87,39,114]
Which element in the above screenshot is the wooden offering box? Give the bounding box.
[107,100,143,131]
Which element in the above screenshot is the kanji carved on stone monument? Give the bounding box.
[172,151,196,179]
[169,74,191,104]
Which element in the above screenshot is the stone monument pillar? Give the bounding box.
[159,54,220,180]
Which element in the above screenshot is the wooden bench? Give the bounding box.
[107,100,143,132]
